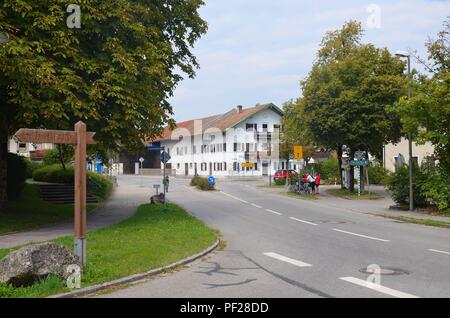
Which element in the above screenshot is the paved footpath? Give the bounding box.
[0,176,150,249]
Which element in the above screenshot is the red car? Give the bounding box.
[274,170,298,182]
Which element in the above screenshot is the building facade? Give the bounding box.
[383,137,435,172]
[148,103,286,178]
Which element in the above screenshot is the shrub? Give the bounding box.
[42,146,74,166]
[7,153,28,200]
[190,176,214,191]
[32,164,113,200]
[368,163,390,185]
[387,163,449,211]
[24,159,42,178]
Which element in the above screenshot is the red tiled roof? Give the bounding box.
[147,103,281,143]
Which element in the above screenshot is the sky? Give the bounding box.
[170,0,450,122]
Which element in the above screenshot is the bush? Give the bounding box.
[7,153,28,200]
[32,164,113,200]
[190,176,215,191]
[24,159,42,178]
[308,158,340,183]
[387,163,449,212]
[42,146,74,166]
[368,163,390,185]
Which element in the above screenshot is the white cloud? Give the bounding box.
[171,0,450,122]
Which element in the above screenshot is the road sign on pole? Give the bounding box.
[294,146,303,160]
[15,122,95,266]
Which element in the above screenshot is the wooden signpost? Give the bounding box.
[15,122,96,265]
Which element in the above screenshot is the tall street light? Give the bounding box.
[395,50,414,211]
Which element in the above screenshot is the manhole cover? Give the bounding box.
[359,267,410,276]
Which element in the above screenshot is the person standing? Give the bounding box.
[307,173,316,194]
[315,173,321,194]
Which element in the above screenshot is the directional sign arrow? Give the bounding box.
[15,129,96,145]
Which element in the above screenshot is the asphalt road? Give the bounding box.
[99,175,450,298]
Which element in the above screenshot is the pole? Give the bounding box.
[162,147,166,207]
[269,159,272,187]
[74,122,87,266]
[407,55,414,211]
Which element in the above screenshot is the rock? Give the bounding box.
[150,193,165,205]
[0,243,80,287]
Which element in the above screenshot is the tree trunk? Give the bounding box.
[0,132,7,210]
[337,145,344,189]
[57,144,66,171]
[348,149,355,193]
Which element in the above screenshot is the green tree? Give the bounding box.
[300,21,406,191]
[392,17,450,181]
[0,0,207,207]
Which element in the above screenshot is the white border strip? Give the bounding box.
[340,277,419,298]
[264,252,312,267]
[290,217,318,226]
[333,229,390,242]
[251,203,262,209]
[222,192,249,204]
[428,249,450,256]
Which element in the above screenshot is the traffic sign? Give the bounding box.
[161,151,171,163]
[242,162,254,168]
[350,160,369,167]
[146,146,163,151]
[15,128,96,145]
[208,176,216,185]
[139,157,145,163]
[294,146,303,160]
[355,151,366,160]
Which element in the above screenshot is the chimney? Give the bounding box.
[236,105,243,114]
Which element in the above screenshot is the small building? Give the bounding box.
[8,137,55,160]
[383,137,435,172]
[147,103,286,177]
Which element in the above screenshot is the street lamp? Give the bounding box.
[395,50,414,211]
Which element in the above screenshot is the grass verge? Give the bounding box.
[278,192,319,201]
[0,184,97,235]
[326,188,383,200]
[379,215,450,229]
[0,203,217,298]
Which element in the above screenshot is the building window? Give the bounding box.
[223,143,227,152]
[262,124,268,132]
[190,163,193,169]
[177,163,180,169]
[254,163,258,171]
[246,123,257,131]
[224,162,227,171]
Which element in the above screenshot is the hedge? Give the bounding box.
[190,176,215,191]
[32,164,113,200]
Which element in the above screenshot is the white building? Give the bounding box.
[8,137,54,159]
[149,103,286,178]
[383,137,435,172]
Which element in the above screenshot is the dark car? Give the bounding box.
[273,170,298,182]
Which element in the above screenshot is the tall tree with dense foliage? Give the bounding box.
[393,17,450,181]
[300,21,406,191]
[0,0,207,207]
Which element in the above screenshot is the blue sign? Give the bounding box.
[146,146,163,151]
[350,160,369,167]
[208,176,216,185]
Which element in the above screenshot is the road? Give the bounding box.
[99,175,450,298]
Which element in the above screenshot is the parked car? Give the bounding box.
[274,170,298,182]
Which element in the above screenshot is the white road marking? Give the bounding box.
[332,229,390,242]
[289,217,318,226]
[264,253,312,268]
[251,203,262,209]
[221,192,249,204]
[266,209,282,216]
[428,249,450,256]
[340,277,419,298]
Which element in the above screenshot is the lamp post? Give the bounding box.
[395,50,414,211]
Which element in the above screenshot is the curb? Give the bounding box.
[49,239,220,298]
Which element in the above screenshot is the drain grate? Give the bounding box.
[359,267,410,276]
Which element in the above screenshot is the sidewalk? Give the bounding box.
[260,183,450,224]
[0,177,150,249]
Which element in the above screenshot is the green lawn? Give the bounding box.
[0,203,217,298]
[278,191,319,201]
[326,188,383,200]
[379,215,450,229]
[0,184,97,235]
